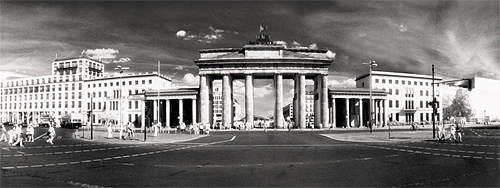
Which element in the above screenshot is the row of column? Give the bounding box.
[330,98,386,127]
[141,98,196,129]
[199,73,329,129]
[2,111,48,124]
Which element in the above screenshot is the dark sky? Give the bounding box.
[1,1,498,116]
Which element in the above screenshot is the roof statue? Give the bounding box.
[250,25,272,44]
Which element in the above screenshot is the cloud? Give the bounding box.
[113,57,131,63]
[308,43,318,49]
[177,26,238,43]
[176,30,186,37]
[291,41,301,46]
[275,41,287,46]
[328,75,356,88]
[326,50,336,59]
[82,48,119,64]
[181,73,199,86]
[0,69,31,81]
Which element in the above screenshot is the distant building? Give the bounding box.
[212,87,243,125]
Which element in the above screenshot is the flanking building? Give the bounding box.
[354,71,443,125]
[0,57,172,128]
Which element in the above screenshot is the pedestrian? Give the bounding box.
[154,121,160,137]
[455,122,463,143]
[200,122,204,135]
[12,125,24,147]
[448,123,456,142]
[26,124,34,142]
[119,124,124,140]
[8,127,15,145]
[46,125,56,145]
[107,123,113,139]
[0,124,7,142]
[437,123,444,141]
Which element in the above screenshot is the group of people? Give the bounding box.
[1,123,56,146]
[437,121,463,143]
[106,122,135,140]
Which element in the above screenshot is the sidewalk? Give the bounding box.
[74,128,207,144]
[320,125,436,143]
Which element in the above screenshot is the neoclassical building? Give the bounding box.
[195,27,333,128]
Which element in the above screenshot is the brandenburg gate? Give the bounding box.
[195,27,334,129]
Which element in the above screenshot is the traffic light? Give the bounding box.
[87,111,92,119]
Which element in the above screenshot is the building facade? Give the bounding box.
[1,57,104,124]
[355,71,443,124]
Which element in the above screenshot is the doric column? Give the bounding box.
[298,74,306,129]
[222,74,232,128]
[346,98,350,127]
[314,75,321,128]
[294,75,298,127]
[153,100,158,122]
[359,99,363,127]
[192,99,197,124]
[274,74,283,128]
[245,74,254,127]
[165,99,170,128]
[332,98,336,127]
[379,100,383,126]
[199,75,209,124]
[141,100,146,130]
[179,99,184,123]
[321,74,328,128]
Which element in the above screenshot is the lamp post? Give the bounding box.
[142,89,147,142]
[114,65,129,135]
[363,61,377,134]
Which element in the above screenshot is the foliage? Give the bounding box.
[447,88,474,120]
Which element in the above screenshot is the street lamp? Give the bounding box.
[363,61,377,134]
[114,65,129,137]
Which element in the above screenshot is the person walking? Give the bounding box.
[437,123,445,141]
[455,122,463,143]
[46,125,56,145]
[153,121,159,137]
[448,123,456,142]
[0,124,7,142]
[107,123,113,139]
[12,125,24,147]
[26,124,34,142]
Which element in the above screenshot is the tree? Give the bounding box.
[448,88,474,120]
[442,94,453,120]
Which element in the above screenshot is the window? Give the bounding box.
[426,90,429,96]
[408,81,411,85]
[414,81,417,85]
[142,80,145,84]
[362,82,365,87]
[395,89,399,95]
[402,80,405,85]
[395,80,399,84]
[135,81,139,85]
[420,101,423,108]
[149,80,152,84]
[389,80,392,84]
[395,100,399,108]
[129,81,132,85]
[375,79,379,83]
[382,79,385,83]
[389,100,393,108]
[110,82,113,87]
[420,90,423,96]
[122,81,126,86]
[135,101,138,109]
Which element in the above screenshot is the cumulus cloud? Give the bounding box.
[275,41,287,46]
[308,43,318,49]
[291,41,301,46]
[176,30,186,37]
[328,75,356,88]
[326,50,336,59]
[181,73,199,86]
[82,48,120,64]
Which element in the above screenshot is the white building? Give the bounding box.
[1,57,104,124]
[355,71,443,123]
[0,57,172,127]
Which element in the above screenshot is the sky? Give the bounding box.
[1,1,499,117]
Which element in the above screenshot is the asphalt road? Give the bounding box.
[1,127,499,187]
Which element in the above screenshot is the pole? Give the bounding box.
[432,64,436,139]
[90,96,93,140]
[144,90,147,142]
[157,61,160,128]
[369,64,373,134]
